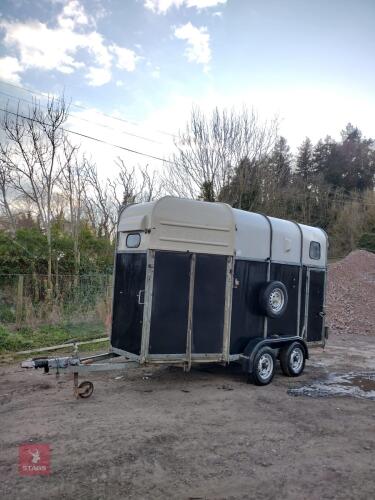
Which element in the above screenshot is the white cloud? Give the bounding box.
[86,66,112,86]
[1,20,86,74]
[0,57,22,83]
[57,0,91,30]
[174,22,211,68]
[86,31,113,68]
[0,0,138,86]
[145,0,226,14]
[187,0,226,7]
[145,0,183,13]
[110,44,138,72]
[0,56,23,84]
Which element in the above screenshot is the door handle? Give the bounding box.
[137,289,145,305]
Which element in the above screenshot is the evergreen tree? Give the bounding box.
[339,123,375,192]
[313,136,343,188]
[313,138,330,175]
[315,124,375,192]
[295,137,315,186]
[268,136,292,186]
[200,181,215,202]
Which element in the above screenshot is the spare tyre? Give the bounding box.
[259,281,288,318]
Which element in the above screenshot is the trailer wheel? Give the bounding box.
[248,347,276,386]
[78,381,94,398]
[259,281,288,318]
[280,342,305,377]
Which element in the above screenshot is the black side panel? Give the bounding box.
[149,251,190,354]
[192,254,227,353]
[230,260,268,355]
[111,253,147,355]
[268,264,299,337]
[307,269,325,342]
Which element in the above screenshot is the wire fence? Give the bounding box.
[0,250,356,333]
[0,274,113,328]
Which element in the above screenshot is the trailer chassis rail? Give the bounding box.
[21,349,138,399]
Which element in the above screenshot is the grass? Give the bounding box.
[2,340,110,364]
[0,321,108,354]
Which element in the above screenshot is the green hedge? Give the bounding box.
[358,232,375,253]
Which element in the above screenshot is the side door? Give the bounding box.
[148,251,228,358]
[306,268,326,343]
[111,252,147,355]
[149,251,191,355]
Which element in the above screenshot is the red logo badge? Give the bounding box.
[19,444,51,476]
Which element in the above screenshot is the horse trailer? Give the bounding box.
[22,196,328,396]
[110,196,328,385]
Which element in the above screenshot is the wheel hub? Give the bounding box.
[290,347,303,372]
[269,288,284,313]
[258,353,273,380]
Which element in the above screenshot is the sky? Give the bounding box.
[0,0,374,174]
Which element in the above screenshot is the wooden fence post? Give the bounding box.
[16,274,24,328]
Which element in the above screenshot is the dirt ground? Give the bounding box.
[0,332,374,500]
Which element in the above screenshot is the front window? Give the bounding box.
[126,233,141,248]
[309,241,321,260]
[117,232,141,250]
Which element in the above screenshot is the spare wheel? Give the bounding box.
[259,281,288,318]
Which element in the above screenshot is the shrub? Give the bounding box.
[358,232,375,253]
[0,325,33,352]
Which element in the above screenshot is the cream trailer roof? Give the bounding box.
[118,197,327,266]
[118,197,235,256]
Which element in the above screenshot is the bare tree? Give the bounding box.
[137,164,162,203]
[0,155,16,234]
[108,159,138,208]
[0,97,69,291]
[109,158,162,206]
[59,138,88,279]
[85,158,162,239]
[164,106,278,201]
[137,166,161,202]
[330,199,364,255]
[85,161,118,239]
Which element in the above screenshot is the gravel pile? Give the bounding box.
[326,250,375,335]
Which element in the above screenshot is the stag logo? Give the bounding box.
[29,449,41,464]
[19,444,50,476]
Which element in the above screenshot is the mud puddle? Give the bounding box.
[288,372,375,400]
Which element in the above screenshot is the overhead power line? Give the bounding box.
[0,79,177,139]
[0,90,166,146]
[0,106,172,164]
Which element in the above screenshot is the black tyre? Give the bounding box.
[280,342,305,377]
[248,347,276,386]
[259,281,288,318]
